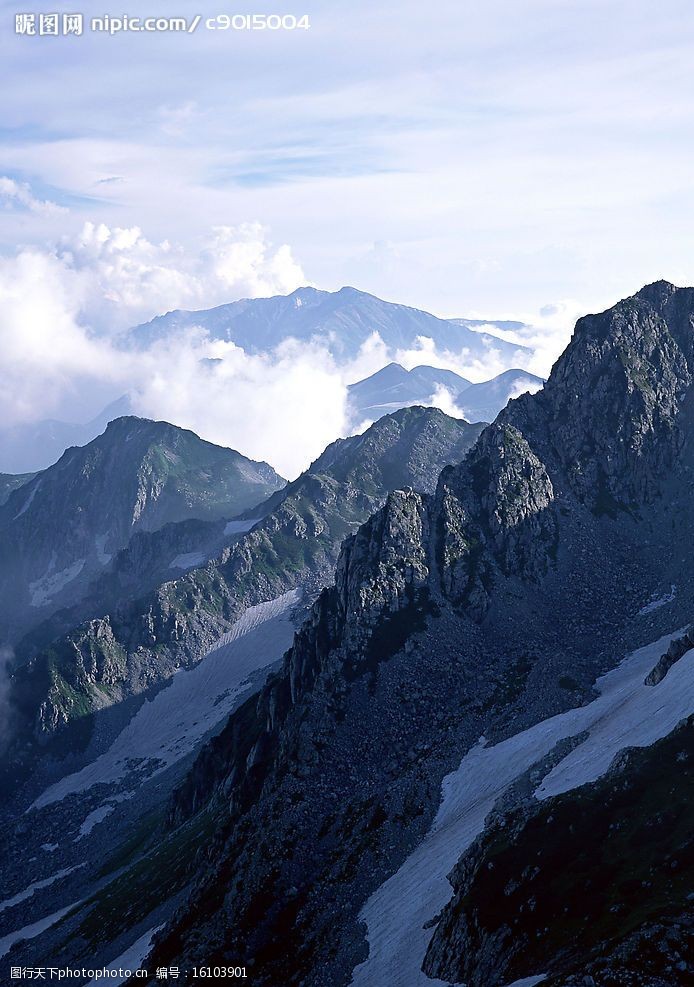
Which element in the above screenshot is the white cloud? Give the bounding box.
[0,248,124,425]
[467,300,585,378]
[391,334,528,383]
[422,383,467,419]
[54,220,308,333]
[0,176,66,216]
[0,218,563,479]
[0,227,342,477]
[508,377,544,400]
[131,336,348,479]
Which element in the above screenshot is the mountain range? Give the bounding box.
[2,281,694,987]
[141,281,694,985]
[0,287,536,476]
[4,405,482,767]
[347,362,544,426]
[129,285,531,362]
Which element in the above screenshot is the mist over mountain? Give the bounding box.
[1,286,536,479]
[0,397,132,474]
[456,367,545,422]
[346,363,472,425]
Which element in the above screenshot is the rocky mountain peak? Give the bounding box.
[499,282,694,512]
[0,416,285,641]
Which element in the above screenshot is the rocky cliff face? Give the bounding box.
[142,283,694,986]
[504,279,694,510]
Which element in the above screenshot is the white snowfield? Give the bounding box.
[350,630,694,987]
[95,533,112,566]
[637,584,676,616]
[32,589,301,811]
[12,478,41,520]
[75,804,115,840]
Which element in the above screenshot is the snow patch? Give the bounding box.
[223,518,260,536]
[638,584,676,615]
[0,865,84,914]
[86,925,164,986]
[350,631,694,987]
[75,804,114,840]
[95,534,112,565]
[169,551,207,570]
[29,559,85,607]
[13,479,41,519]
[32,589,301,809]
[0,900,81,958]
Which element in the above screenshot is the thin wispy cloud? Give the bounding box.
[0,175,66,215]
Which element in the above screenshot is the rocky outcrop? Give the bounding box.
[504,280,694,512]
[435,423,557,614]
[645,626,694,685]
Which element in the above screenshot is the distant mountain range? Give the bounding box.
[347,363,544,426]
[129,285,531,362]
[455,367,545,422]
[0,362,542,479]
[0,287,536,475]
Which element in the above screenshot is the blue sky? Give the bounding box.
[1,0,694,320]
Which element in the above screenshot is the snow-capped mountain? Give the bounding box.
[129,285,532,363]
